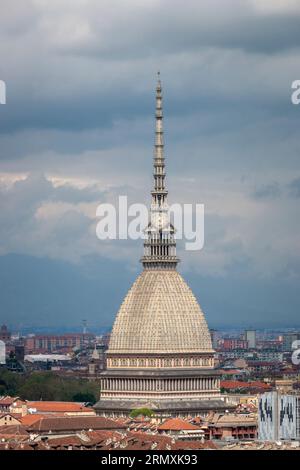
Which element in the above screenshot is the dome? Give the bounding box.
[108,270,213,354]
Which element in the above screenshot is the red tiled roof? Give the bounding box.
[28,416,127,433]
[221,380,271,390]
[11,399,26,407]
[158,418,201,431]
[0,396,19,406]
[20,414,45,427]
[26,401,93,413]
[249,381,272,389]
[108,431,177,451]
[191,416,203,424]
[0,425,28,436]
[174,440,217,450]
[43,435,85,448]
[0,427,219,451]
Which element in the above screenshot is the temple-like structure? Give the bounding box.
[95,75,227,418]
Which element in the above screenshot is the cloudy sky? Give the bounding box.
[0,0,300,331]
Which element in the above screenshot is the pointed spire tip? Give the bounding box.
[156,71,161,91]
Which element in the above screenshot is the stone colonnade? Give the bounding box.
[101,376,220,393]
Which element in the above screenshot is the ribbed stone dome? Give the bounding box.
[108,270,213,354]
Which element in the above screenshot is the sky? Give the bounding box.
[0,0,300,331]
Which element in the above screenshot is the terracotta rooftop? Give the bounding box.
[0,424,29,436]
[206,412,257,428]
[28,416,127,433]
[0,427,218,450]
[42,435,87,448]
[158,418,201,431]
[20,414,46,427]
[221,380,271,390]
[26,401,94,414]
[191,416,203,424]
[0,396,19,406]
[11,399,26,407]
[174,440,217,450]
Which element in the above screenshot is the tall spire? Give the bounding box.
[153,71,166,195]
[141,74,179,270]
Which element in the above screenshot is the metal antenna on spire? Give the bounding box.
[157,71,161,90]
[141,76,179,270]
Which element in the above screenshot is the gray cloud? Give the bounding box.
[252,182,281,200]
[288,176,300,198]
[1,0,300,135]
[0,1,300,327]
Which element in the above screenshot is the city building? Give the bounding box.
[275,380,294,394]
[206,412,257,440]
[14,344,25,362]
[0,396,27,416]
[282,333,300,352]
[221,380,271,394]
[26,416,127,436]
[0,325,11,342]
[222,338,248,350]
[257,339,282,351]
[224,394,259,409]
[25,333,95,354]
[247,360,282,374]
[158,418,205,440]
[24,354,72,363]
[210,329,219,350]
[258,391,300,441]
[0,414,21,427]
[217,350,254,360]
[26,401,95,416]
[95,76,224,418]
[0,426,217,451]
[255,350,283,362]
[88,345,105,377]
[245,329,256,349]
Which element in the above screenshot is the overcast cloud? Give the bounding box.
[0,0,300,329]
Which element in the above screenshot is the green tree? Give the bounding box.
[0,369,23,396]
[130,408,154,418]
[0,369,99,403]
[72,392,96,404]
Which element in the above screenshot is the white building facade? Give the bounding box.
[258,391,300,441]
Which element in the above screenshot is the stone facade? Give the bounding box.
[95,75,221,418]
[100,378,220,399]
[106,354,214,369]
